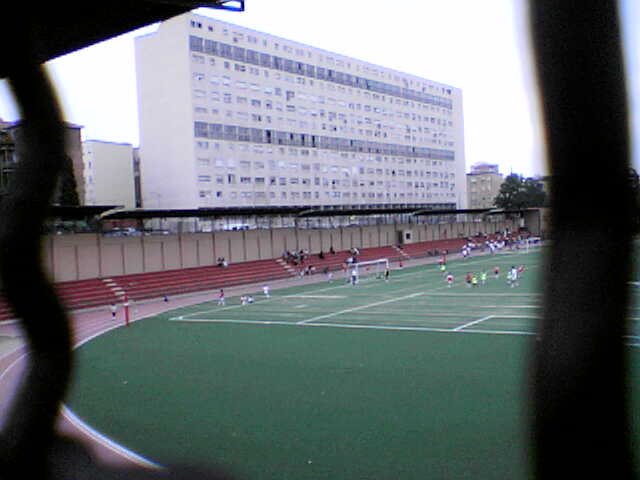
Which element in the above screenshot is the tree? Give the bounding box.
[494,173,546,210]
[53,155,80,206]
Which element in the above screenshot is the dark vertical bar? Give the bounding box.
[0,9,71,478]
[528,1,634,477]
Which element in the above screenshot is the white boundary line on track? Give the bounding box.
[61,406,161,469]
[0,351,28,383]
[61,317,165,469]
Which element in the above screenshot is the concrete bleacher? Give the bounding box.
[107,258,293,302]
[397,238,468,259]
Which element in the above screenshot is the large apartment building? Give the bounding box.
[135,12,466,209]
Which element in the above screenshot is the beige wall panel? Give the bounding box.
[122,239,144,275]
[271,229,288,257]
[162,239,180,270]
[101,244,125,277]
[385,225,398,246]
[328,230,343,252]
[318,230,332,252]
[213,231,242,263]
[256,230,273,259]
[212,232,231,263]
[142,239,163,272]
[195,234,215,266]
[361,226,377,248]
[77,244,100,280]
[53,246,77,282]
[296,230,312,253]
[343,227,361,250]
[308,230,322,253]
[243,230,260,261]
[229,233,245,262]
[180,237,199,268]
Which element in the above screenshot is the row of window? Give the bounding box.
[193,122,455,161]
[190,19,448,94]
[194,104,452,147]
[195,62,452,124]
[197,84,452,127]
[196,140,451,165]
[197,190,457,201]
[189,36,453,109]
[196,173,454,190]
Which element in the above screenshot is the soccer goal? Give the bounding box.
[353,258,390,281]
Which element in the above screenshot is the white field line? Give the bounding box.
[297,291,425,325]
[61,406,161,469]
[453,315,494,331]
[284,295,346,299]
[172,318,297,326]
[170,316,539,337]
[422,293,542,297]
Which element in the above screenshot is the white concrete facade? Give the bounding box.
[82,140,136,208]
[466,163,503,209]
[135,12,466,209]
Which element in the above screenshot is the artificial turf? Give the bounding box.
[64,247,640,479]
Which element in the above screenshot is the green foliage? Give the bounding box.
[53,155,80,206]
[494,173,546,210]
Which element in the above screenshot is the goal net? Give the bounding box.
[352,258,390,281]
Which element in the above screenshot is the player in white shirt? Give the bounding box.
[509,266,519,288]
[350,268,358,285]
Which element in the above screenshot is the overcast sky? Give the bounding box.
[0,0,637,178]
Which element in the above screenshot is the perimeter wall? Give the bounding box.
[44,218,519,282]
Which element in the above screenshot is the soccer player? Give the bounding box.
[446,272,454,287]
[110,303,117,321]
[481,271,488,285]
[217,289,226,306]
[465,272,473,288]
[494,265,500,279]
[263,285,271,297]
[240,295,247,305]
[472,274,478,287]
[509,265,519,288]
[247,295,254,304]
[351,267,358,285]
[384,267,390,282]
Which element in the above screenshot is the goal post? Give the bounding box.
[352,258,390,281]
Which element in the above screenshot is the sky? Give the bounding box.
[0,0,638,178]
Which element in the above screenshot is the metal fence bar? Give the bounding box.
[528,0,635,477]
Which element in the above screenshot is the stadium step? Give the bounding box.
[276,258,298,276]
[392,245,411,259]
[102,278,126,298]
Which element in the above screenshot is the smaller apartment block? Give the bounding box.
[82,140,136,208]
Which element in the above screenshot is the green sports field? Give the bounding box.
[66,247,640,479]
